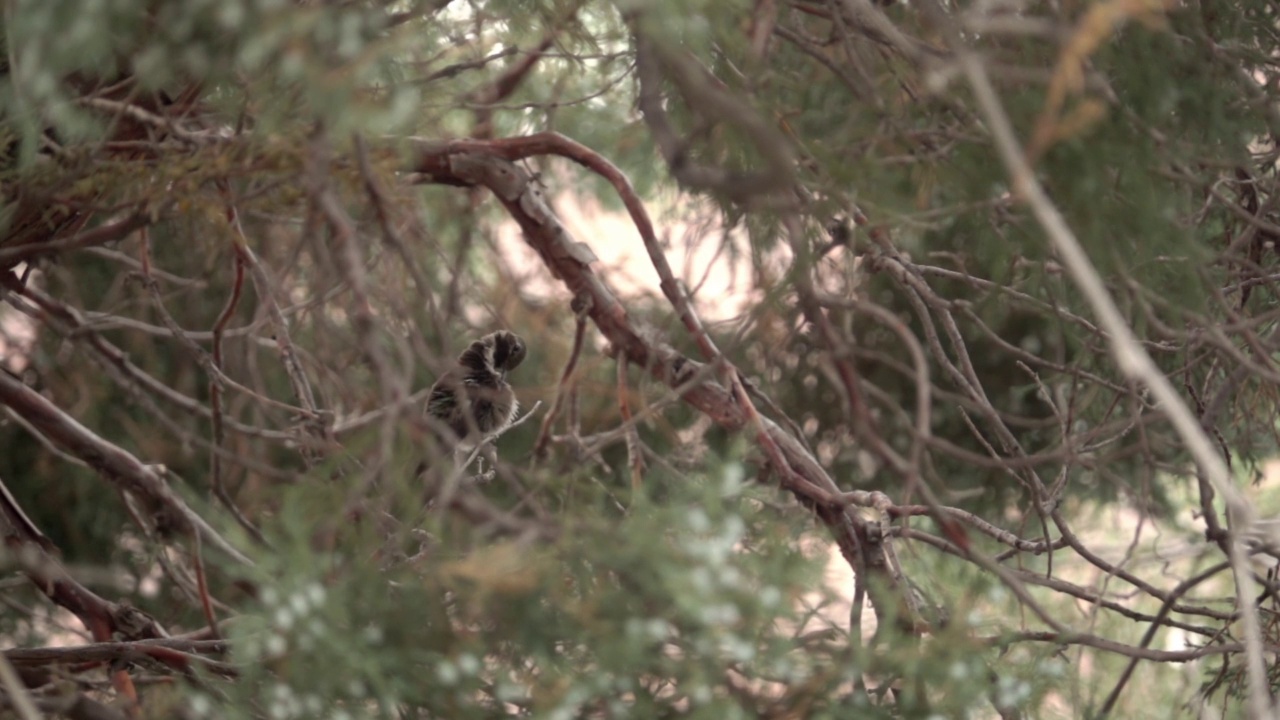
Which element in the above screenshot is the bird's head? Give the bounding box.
[484,330,527,376]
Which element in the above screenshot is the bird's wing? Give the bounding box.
[426,379,457,416]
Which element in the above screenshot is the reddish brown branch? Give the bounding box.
[616,356,646,491]
[408,138,923,629]
[211,209,246,481]
[412,135,872,566]
[209,241,264,543]
[136,223,264,546]
[413,136,808,515]
[110,667,140,718]
[191,534,220,642]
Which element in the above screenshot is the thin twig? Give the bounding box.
[533,300,590,457]
[189,533,220,642]
[232,234,329,468]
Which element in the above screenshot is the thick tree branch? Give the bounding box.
[408,137,928,633]
[0,375,252,566]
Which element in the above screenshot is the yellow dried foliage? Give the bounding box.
[441,541,545,596]
[1028,0,1173,159]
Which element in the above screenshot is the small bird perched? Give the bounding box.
[424,330,527,451]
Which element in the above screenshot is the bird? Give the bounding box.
[424,330,527,452]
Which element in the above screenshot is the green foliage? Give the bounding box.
[203,462,840,719]
[5,0,1280,716]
